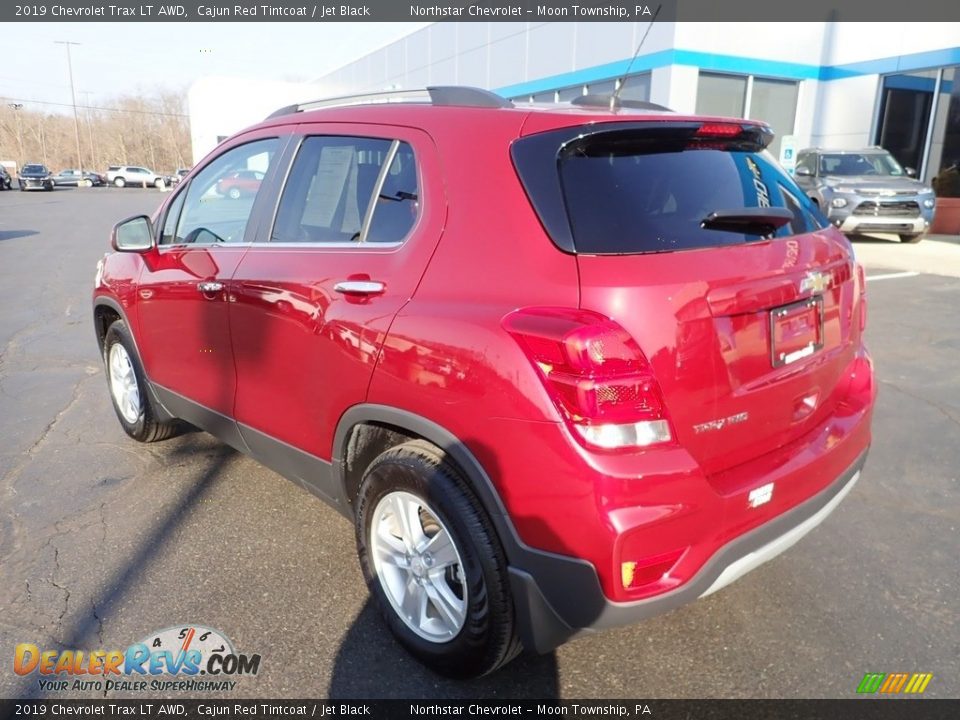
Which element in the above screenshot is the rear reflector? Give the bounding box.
[621,550,683,590]
[502,307,674,451]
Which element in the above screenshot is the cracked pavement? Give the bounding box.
[0,190,958,699]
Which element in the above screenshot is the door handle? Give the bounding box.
[333,280,385,295]
[197,281,224,293]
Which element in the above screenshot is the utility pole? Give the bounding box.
[80,91,97,171]
[8,103,24,167]
[55,40,84,176]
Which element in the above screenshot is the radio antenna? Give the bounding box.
[610,4,662,111]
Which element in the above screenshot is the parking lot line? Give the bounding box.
[865,271,920,283]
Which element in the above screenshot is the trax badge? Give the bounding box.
[748,483,775,508]
[692,412,749,434]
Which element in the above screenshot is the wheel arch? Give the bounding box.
[332,405,524,560]
[332,404,591,653]
[93,296,176,423]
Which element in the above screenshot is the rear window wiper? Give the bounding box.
[699,208,794,236]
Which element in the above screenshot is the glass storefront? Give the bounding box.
[876,66,960,197]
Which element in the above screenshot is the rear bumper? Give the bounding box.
[508,447,868,653]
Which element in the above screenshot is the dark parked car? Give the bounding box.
[0,166,11,190]
[54,169,105,187]
[18,164,55,191]
[795,147,936,243]
[93,86,875,678]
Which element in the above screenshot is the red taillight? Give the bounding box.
[502,308,673,450]
[696,122,743,137]
[856,262,867,331]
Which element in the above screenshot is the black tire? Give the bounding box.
[102,320,180,443]
[114,177,125,188]
[900,234,924,244]
[355,440,521,678]
[228,187,241,200]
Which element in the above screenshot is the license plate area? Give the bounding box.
[769,296,824,368]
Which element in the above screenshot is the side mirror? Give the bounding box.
[904,166,917,177]
[795,166,813,177]
[112,215,154,252]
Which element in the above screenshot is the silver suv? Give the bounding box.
[794,148,936,243]
[105,165,166,188]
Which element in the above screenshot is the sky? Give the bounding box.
[2,22,431,113]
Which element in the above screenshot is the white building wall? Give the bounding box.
[650,65,698,112]
[320,21,678,97]
[824,22,960,64]
[810,75,881,149]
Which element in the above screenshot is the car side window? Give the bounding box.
[796,152,816,175]
[174,138,278,245]
[271,136,418,245]
[159,189,188,245]
[366,144,419,244]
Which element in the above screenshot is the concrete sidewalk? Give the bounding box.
[852,233,960,278]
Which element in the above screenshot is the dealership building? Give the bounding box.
[189,22,960,227]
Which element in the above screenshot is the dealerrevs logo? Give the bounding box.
[14,624,260,693]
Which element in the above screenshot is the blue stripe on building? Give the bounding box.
[496,45,960,98]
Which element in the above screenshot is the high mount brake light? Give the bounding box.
[502,308,673,451]
[695,123,744,137]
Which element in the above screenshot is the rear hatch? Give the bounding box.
[512,120,860,477]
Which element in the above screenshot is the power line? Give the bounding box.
[0,95,189,118]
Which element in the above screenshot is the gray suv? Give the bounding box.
[795,148,936,243]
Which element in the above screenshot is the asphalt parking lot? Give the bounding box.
[0,187,957,699]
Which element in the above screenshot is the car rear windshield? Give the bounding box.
[513,124,828,254]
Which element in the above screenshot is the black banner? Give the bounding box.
[5,0,960,23]
[1,700,959,720]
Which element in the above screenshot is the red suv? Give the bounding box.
[93,87,875,678]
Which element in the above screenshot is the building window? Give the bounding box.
[588,79,617,96]
[874,65,960,193]
[616,73,652,103]
[928,67,960,197]
[750,78,798,158]
[557,85,585,102]
[875,70,939,176]
[696,72,799,158]
[696,73,748,118]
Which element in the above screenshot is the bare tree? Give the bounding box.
[0,90,191,173]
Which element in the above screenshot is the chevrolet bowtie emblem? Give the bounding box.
[800,271,830,293]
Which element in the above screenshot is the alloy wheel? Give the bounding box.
[108,343,141,424]
[370,491,467,642]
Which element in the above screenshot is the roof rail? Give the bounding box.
[265,85,512,119]
[570,94,673,112]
